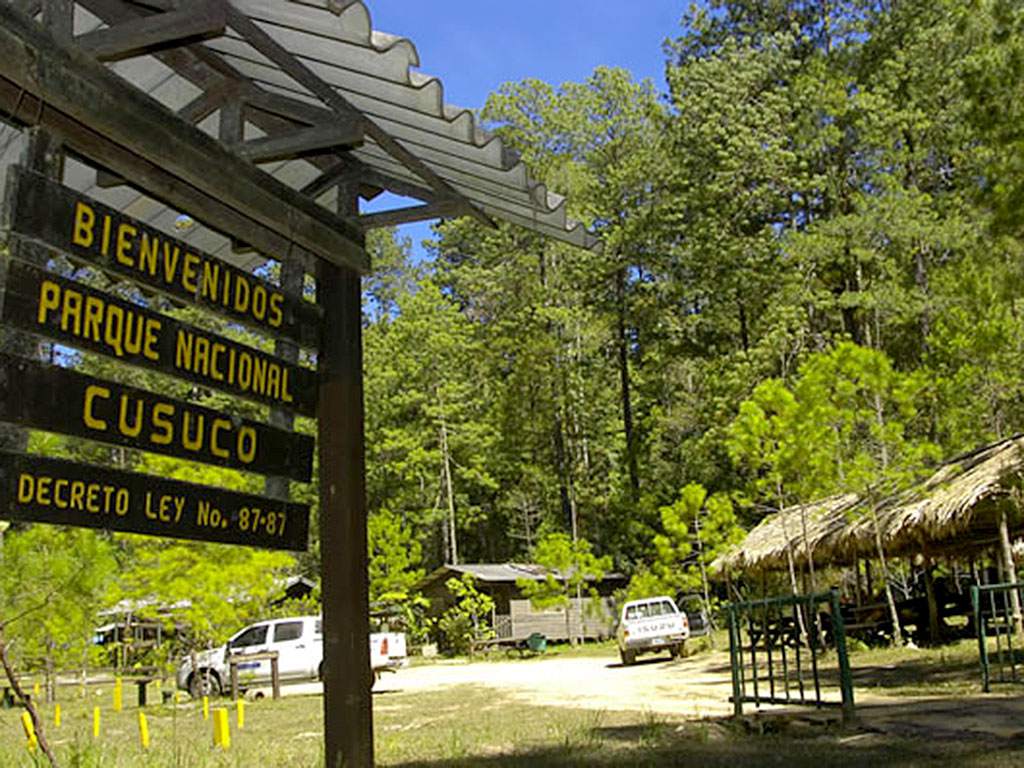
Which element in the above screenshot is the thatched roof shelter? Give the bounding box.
[713,494,860,575]
[715,435,1024,577]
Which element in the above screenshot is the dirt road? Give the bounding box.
[374,649,737,718]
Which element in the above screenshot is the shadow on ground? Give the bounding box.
[388,718,1024,767]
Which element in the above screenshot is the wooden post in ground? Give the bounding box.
[318,184,372,768]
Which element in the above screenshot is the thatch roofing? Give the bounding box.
[715,435,1024,576]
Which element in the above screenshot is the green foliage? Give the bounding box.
[436,575,494,656]
[518,534,612,614]
[368,508,424,603]
[0,526,117,671]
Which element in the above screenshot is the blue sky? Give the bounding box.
[362,1,685,250]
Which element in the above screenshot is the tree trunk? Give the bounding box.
[924,562,941,644]
[870,508,903,646]
[614,268,640,499]
[439,412,458,565]
[998,508,1024,642]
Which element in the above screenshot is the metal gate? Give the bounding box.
[726,589,854,720]
[972,582,1024,692]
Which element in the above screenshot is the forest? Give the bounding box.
[4,0,1024,665]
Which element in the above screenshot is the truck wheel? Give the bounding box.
[620,649,636,666]
[670,642,686,659]
[189,670,221,698]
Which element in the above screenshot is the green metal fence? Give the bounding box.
[972,581,1024,692]
[726,588,854,721]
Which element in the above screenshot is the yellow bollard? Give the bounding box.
[54,703,61,728]
[212,708,230,749]
[174,690,181,705]
[21,711,37,752]
[113,677,123,712]
[92,706,101,739]
[236,698,245,730]
[202,695,209,721]
[32,682,40,698]
[138,712,151,749]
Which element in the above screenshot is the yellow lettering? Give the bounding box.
[182,412,204,453]
[83,297,104,342]
[266,364,281,400]
[210,419,231,459]
[193,336,210,376]
[280,367,293,404]
[162,243,180,283]
[182,252,200,293]
[142,318,160,361]
[118,395,143,438]
[69,481,85,510]
[175,330,193,371]
[233,277,250,314]
[100,214,112,256]
[151,403,174,445]
[87,484,100,513]
[59,288,83,335]
[104,305,125,357]
[54,479,69,509]
[268,293,284,328]
[36,476,52,506]
[237,427,257,464]
[251,285,268,321]
[115,223,137,267]
[17,473,33,503]
[37,281,60,325]
[210,343,225,382]
[139,233,159,276]
[201,261,220,303]
[83,385,110,431]
[72,203,96,248]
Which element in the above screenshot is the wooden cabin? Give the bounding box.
[417,563,628,642]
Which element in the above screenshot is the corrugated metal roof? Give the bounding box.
[0,0,598,275]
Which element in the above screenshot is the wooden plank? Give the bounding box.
[0,450,309,550]
[360,200,462,230]
[235,122,364,163]
[75,2,227,62]
[0,352,314,481]
[0,4,368,273]
[0,258,319,417]
[2,167,322,348]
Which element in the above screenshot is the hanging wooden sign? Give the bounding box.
[0,353,314,482]
[0,258,318,417]
[1,166,322,348]
[0,450,309,551]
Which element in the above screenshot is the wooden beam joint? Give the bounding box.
[75,0,226,62]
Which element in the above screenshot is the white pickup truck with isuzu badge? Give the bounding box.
[616,596,689,665]
[177,615,407,696]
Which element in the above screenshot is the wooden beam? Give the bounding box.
[0,3,367,271]
[360,199,463,230]
[178,77,241,125]
[242,89,335,127]
[75,2,227,62]
[318,184,373,768]
[235,122,363,163]
[300,161,352,198]
[221,4,491,229]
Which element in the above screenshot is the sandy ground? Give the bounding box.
[373,649,737,718]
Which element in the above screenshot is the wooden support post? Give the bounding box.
[319,186,371,768]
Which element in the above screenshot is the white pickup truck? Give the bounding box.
[616,596,689,665]
[176,615,407,697]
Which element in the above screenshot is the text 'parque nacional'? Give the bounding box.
[0,259,318,417]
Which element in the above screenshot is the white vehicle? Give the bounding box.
[616,596,689,665]
[176,616,407,697]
